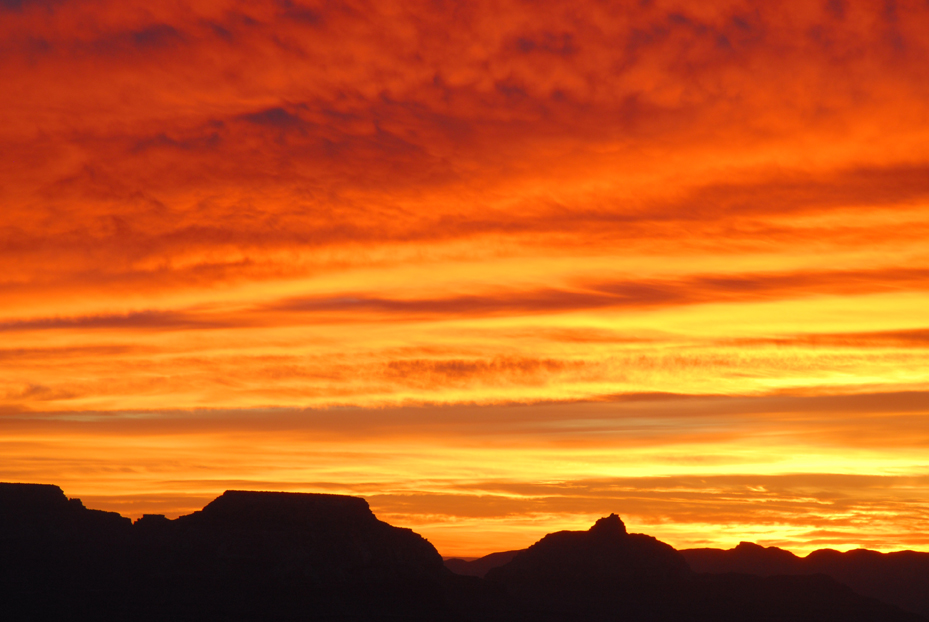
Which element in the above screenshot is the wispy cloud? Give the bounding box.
[3,0,929,555]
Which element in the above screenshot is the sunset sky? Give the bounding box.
[2,0,929,557]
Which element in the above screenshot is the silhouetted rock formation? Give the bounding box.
[684,541,802,575]
[0,484,466,620]
[0,483,133,620]
[486,514,689,590]
[1,483,925,621]
[142,491,456,619]
[683,542,929,619]
[0,482,131,537]
[130,490,467,621]
[444,549,521,577]
[169,490,444,583]
[482,514,685,621]
[483,514,922,621]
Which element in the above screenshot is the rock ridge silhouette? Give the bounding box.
[1,482,925,621]
[682,541,929,620]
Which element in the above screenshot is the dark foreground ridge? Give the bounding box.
[444,549,521,577]
[1,483,925,621]
[681,541,929,620]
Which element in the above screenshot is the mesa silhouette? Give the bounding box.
[1,482,924,621]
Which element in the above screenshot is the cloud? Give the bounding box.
[0,0,58,11]
[3,390,927,441]
[0,344,143,362]
[2,0,929,555]
[5,265,928,336]
[264,267,929,320]
[0,309,236,332]
[726,328,929,349]
[240,106,309,130]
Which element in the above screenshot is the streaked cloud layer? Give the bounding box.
[2,0,928,555]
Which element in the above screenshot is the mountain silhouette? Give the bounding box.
[444,549,521,577]
[128,489,459,620]
[166,490,445,584]
[0,484,467,620]
[482,514,923,621]
[0,483,133,620]
[485,513,690,588]
[1,482,925,621]
[683,541,929,619]
[449,528,929,620]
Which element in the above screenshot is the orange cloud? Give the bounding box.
[3,0,929,556]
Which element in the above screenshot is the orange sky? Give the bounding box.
[2,0,929,557]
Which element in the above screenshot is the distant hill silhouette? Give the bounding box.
[683,541,929,619]
[482,513,922,621]
[444,549,521,577]
[447,529,929,620]
[1,482,925,621]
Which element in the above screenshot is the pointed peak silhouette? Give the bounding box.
[485,512,691,593]
[589,513,627,537]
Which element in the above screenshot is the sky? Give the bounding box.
[2,0,929,558]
